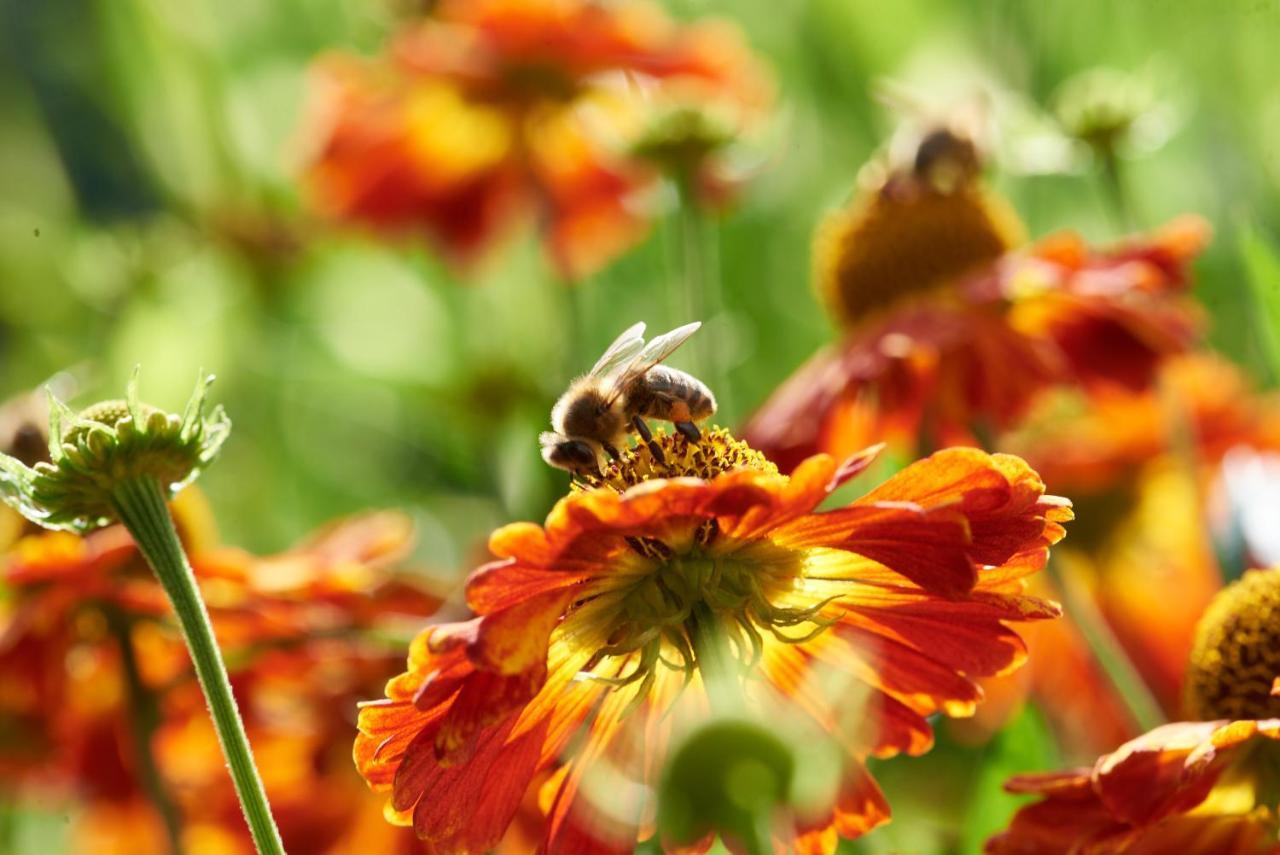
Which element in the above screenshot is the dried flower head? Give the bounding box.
[0,372,229,533]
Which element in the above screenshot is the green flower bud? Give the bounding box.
[657,718,795,850]
[0,370,229,532]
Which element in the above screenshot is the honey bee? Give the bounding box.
[541,321,717,474]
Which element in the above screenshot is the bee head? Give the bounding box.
[540,432,603,475]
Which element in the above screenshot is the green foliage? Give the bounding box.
[2,0,1279,850]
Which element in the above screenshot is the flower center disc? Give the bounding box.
[813,180,1025,330]
[1185,568,1280,721]
[571,429,828,693]
[576,427,777,492]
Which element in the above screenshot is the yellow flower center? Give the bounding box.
[1185,569,1280,721]
[569,429,830,696]
[813,177,1025,330]
[576,426,777,493]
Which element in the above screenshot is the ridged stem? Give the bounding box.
[109,477,284,855]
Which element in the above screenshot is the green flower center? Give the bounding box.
[571,429,831,697]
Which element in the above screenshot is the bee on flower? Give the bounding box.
[741,113,1206,471]
[355,327,1072,850]
[301,0,772,280]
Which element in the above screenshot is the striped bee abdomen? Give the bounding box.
[630,366,717,424]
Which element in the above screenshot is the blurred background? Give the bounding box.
[2,0,1279,852]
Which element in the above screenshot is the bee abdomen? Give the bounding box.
[634,366,717,424]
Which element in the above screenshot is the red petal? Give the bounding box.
[412,713,549,852]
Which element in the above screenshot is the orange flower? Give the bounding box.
[741,133,1205,469]
[1006,353,1280,496]
[989,720,1280,854]
[303,0,769,279]
[356,429,1070,852]
[988,568,1280,854]
[1003,355,1280,717]
[0,507,439,853]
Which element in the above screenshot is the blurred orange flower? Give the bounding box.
[0,505,439,854]
[988,568,1280,854]
[1007,355,1280,716]
[954,356,1280,757]
[989,719,1280,854]
[742,138,1206,469]
[356,429,1070,851]
[304,0,770,280]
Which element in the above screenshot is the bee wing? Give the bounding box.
[603,321,702,405]
[589,321,647,379]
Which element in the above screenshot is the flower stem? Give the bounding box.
[109,477,284,855]
[107,609,186,855]
[689,602,741,716]
[1049,558,1166,733]
[675,191,730,414]
[1098,149,1136,231]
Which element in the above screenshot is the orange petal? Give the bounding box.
[411,714,549,852]
[469,591,572,676]
[780,502,976,596]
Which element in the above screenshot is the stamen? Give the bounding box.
[574,427,776,494]
[565,428,841,716]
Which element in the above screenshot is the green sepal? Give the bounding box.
[0,370,230,533]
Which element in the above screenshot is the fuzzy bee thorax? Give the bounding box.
[553,377,630,442]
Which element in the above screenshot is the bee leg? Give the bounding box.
[674,421,701,443]
[603,443,621,461]
[631,415,666,465]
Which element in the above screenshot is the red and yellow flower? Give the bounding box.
[1004,354,1280,718]
[0,504,439,853]
[988,568,1280,854]
[303,0,770,279]
[356,428,1070,851]
[741,134,1206,470]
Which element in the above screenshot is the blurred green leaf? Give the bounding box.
[957,705,1060,855]
[1238,223,1280,386]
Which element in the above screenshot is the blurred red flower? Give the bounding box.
[988,567,1280,854]
[742,138,1206,470]
[303,0,770,280]
[989,719,1280,854]
[0,502,439,854]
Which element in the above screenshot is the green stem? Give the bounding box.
[687,605,769,855]
[1098,149,1136,231]
[0,800,14,852]
[689,602,740,716]
[109,477,284,855]
[1048,558,1166,733]
[675,191,730,415]
[107,610,186,855]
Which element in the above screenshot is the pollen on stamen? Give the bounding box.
[573,426,777,494]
